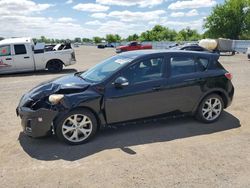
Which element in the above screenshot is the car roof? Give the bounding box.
[119,49,219,59]
[0,37,33,45]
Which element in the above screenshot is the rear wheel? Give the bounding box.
[47,60,63,73]
[195,94,224,123]
[55,109,98,145]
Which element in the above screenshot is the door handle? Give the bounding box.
[5,58,12,60]
[152,86,162,91]
[24,56,30,59]
[184,78,197,82]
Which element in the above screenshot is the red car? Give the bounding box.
[116,41,152,53]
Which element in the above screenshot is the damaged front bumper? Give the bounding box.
[16,106,58,138]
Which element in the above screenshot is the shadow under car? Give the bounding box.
[18,111,240,161]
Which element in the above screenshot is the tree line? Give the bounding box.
[30,26,203,44]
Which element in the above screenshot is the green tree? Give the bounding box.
[106,34,122,43]
[204,0,250,39]
[0,37,4,41]
[74,37,81,43]
[93,36,102,43]
[139,25,178,41]
[82,38,92,43]
[139,31,151,41]
[127,34,139,41]
[176,27,202,41]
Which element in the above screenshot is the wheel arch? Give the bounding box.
[53,106,102,131]
[192,89,229,115]
[46,59,65,68]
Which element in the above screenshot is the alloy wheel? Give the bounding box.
[202,97,222,121]
[62,114,93,143]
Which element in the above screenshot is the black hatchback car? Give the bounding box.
[17,50,234,145]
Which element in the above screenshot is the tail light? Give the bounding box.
[71,52,76,61]
[225,72,233,80]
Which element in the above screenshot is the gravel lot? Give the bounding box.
[0,46,250,188]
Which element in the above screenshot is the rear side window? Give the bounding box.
[14,44,27,55]
[0,45,11,56]
[170,57,196,76]
[196,58,209,72]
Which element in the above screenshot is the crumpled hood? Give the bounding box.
[26,74,91,101]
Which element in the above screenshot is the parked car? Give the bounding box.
[116,41,152,53]
[97,43,115,49]
[17,50,234,145]
[171,43,212,52]
[105,43,115,48]
[0,38,76,74]
[97,43,105,49]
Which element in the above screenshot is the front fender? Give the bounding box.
[57,90,107,127]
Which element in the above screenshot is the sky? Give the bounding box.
[0,0,224,39]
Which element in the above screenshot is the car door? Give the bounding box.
[13,44,34,71]
[104,55,170,124]
[164,53,207,113]
[0,45,15,74]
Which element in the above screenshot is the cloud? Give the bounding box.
[85,20,103,25]
[168,0,216,10]
[58,17,75,22]
[170,12,185,17]
[90,10,166,22]
[65,0,73,4]
[186,9,198,16]
[149,17,204,31]
[90,13,107,19]
[0,0,94,39]
[73,3,109,12]
[0,0,53,15]
[0,15,100,39]
[85,20,146,37]
[171,9,198,17]
[96,0,163,8]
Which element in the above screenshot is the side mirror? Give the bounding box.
[114,77,129,88]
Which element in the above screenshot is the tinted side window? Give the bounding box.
[0,45,11,56]
[130,42,137,46]
[122,57,164,84]
[196,58,209,71]
[170,57,195,76]
[14,44,27,55]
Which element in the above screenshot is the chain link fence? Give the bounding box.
[82,40,250,53]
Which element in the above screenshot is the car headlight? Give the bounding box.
[48,94,64,104]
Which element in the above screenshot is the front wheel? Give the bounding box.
[55,109,98,145]
[195,94,224,123]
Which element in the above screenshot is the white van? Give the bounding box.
[0,37,76,74]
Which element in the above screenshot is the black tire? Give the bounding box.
[55,109,98,145]
[195,94,224,123]
[47,60,63,73]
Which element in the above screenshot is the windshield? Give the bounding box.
[80,56,133,83]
